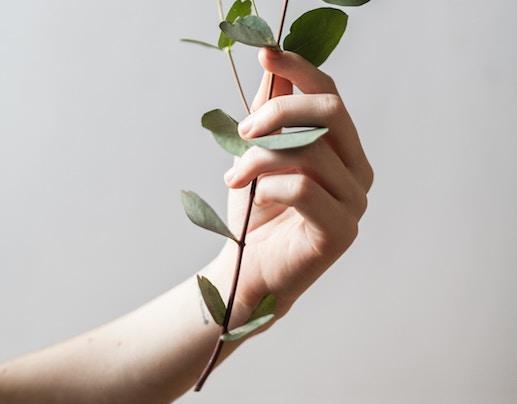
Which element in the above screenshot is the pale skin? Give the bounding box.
[0,48,373,403]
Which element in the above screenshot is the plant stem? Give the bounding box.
[194,180,257,392]
[217,0,250,114]
[194,0,290,392]
[252,0,260,17]
[268,0,289,100]
[226,49,251,114]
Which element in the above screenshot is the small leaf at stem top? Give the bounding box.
[197,275,227,326]
[181,190,237,242]
[218,0,253,49]
[220,314,274,342]
[322,0,370,6]
[180,38,221,50]
[220,15,280,50]
[248,294,277,322]
[283,8,348,67]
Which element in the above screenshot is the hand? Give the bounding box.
[212,48,373,319]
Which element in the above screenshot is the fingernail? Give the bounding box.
[238,115,253,137]
[224,166,236,184]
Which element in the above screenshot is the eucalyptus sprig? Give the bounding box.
[181,0,371,391]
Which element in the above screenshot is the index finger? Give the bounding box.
[258,48,339,95]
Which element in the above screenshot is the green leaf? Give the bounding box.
[248,294,277,322]
[180,190,237,241]
[202,109,251,157]
[249,127,329,150]
[283,8,348,67]
[218,0,252,49]
[322,0,370,6]
[180,38,221,50]
[220,15,280,50]
[197,275,227,326]
[220,314,274,342]
[202,109,328,156]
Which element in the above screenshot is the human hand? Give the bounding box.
[212,48,373,320]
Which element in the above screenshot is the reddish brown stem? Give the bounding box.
[194,0,290,391]
[194,180,257,391]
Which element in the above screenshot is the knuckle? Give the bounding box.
[320,93,342,117]
[364,162,375,191]
[265,97,287,121]
[358,192,368,216]
[349,220,359,241]
[289,175,314,200]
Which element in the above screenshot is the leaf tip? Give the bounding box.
[220,313,275,342]
[180,189,192,204]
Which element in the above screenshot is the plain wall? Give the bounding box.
[1,1,516,403]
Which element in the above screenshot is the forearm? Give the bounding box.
[0,255,253,403]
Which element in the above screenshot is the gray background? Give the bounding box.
[1,1,516,403]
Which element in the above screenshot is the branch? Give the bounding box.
[227,49,251,114]
[195,0,290,392]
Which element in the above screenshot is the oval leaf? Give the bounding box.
[218,0,253,49]
[202,109,328,155]
[248,294,276,322]
[283,8,348,67]
[220,15,279,49]
[322,0,370,6]
[249,127,329,150]
[197,275,227,326]
[181,38,221,50]
[181,190,237,241]
[202,109,251,157]
[220,314,274,342]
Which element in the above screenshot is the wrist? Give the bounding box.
[204,242,291,327]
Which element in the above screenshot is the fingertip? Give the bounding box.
[259,47,282,70]
[237,115,253,138]
[224,166,249,189]
[257,48,269,70]
[224,166,236,185]
[227,177,247,189]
